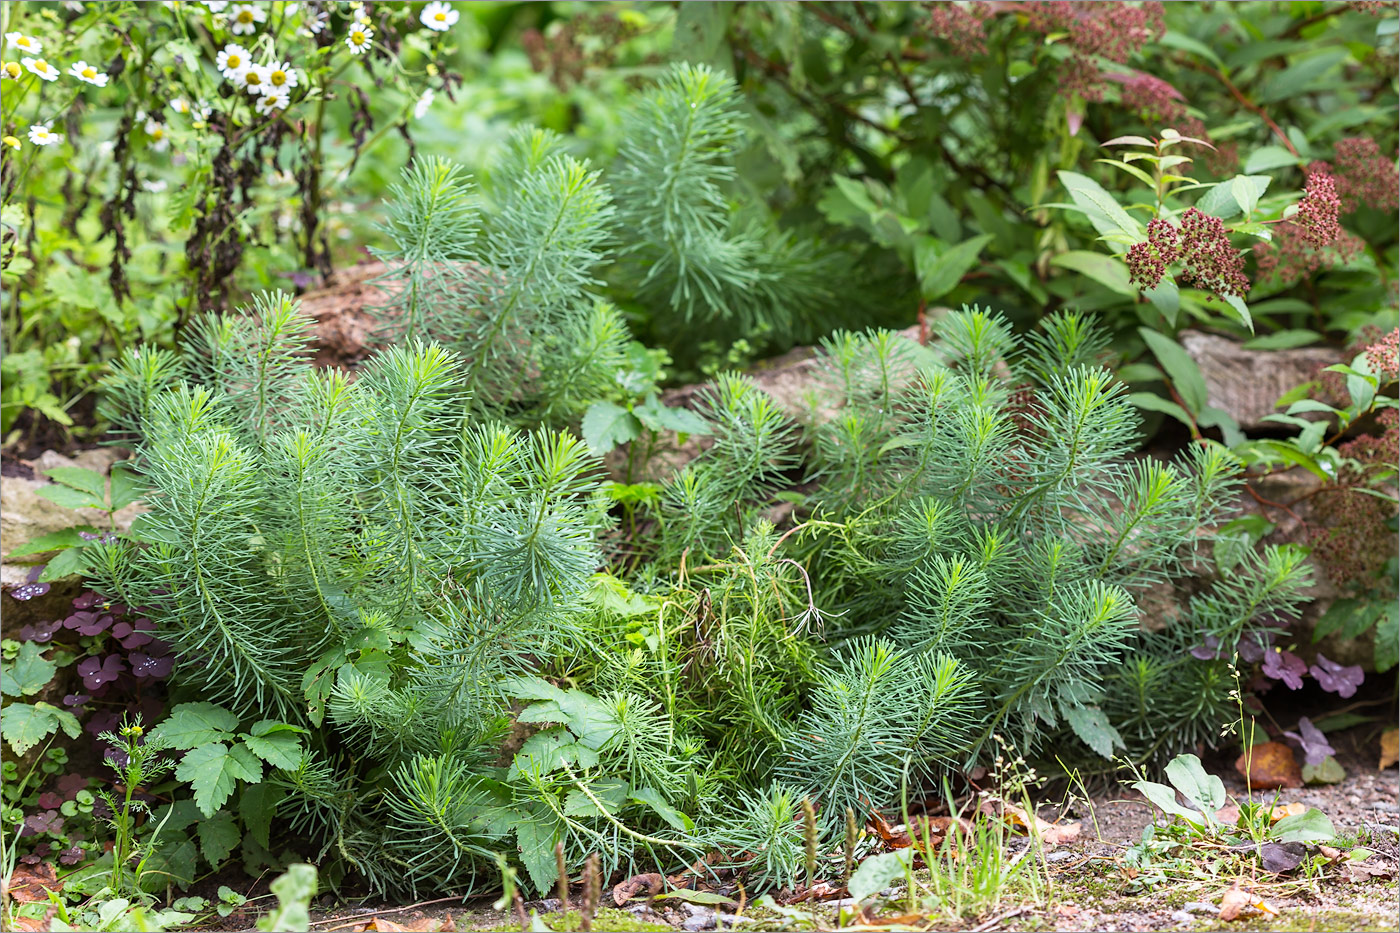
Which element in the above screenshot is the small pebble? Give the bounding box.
[1184,901,1219,915]
[1045,850,1076,863]
[1171,910,1194,925]
[682,914,714,932]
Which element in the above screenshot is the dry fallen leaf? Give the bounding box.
[365,918,456,932]
[1235,741,1302,789]
[869,809,911,849]
[1340,860,1395,883]
[612,871,664,906]
[980,799,1081,847]
[1218,883,1277,922]
[1380,728,1398,770]
[1269,802,1306,822]
[2,862,62,903]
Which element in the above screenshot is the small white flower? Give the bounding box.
[419,2,458,31]
[3,135,21,150]
[6,33,42,54]
[27,123,62,146]
[302,11,329,35]
[68,60,109,86]
[202,0,229,11]
[236,62,268,94]
[216,43,250,79]
[2,62,22,80]
[170,97,191,114]
[413,87,434,119]
[227,3,266,35]
[263,60,298,93]
[142,179,169,193]
[255,86,290,114]
[22,57,60,81]
[145,118,170,151]
[344,24,373,54]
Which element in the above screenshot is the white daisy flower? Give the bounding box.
[170,97,192,114]
[419,2,458,32]
[216,43,250,79]
[236,62,268,94]
[145,118,170,151]
[68,60,109,86]
[22,57,59,81]
[28,123,62,146]
[263,60,298,93]
[3,135,21,150]
[255,86,290,114]
[227,3,267,35]
[6,33,42,54]
[344,24,373,54]
[413,87,434,119]
[2,62,22,80]
[302,11,329,35]
[202,1,230,11]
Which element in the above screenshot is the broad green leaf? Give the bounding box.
[177,742,264,817]
[631,786,693,832]
[1,702,81,755]
[1144,278,1180,326]
[1375,603,1398,673]
[1062,704,1124,759]
[581,401,642,455]
[1,642,56,697]
[1257,50,1346,103]
[150,702,239,749]
[1138,329,1210,415]
[633,394,709,436]
[655,889,738,906]
[7,527,98,558]
[108,464,144,511]
[1058,171,1144,237]
[140,833,198,892]
[1164,754,1226,812]
[1271,808,1336,843]
[1132,780,1207,826]
[1127,392,1193,429]
[196,811,241,867]
[1196,406,1244,447]
[38,546,89,583]
[915,233,994,301]
[34,484,106,512]
[241,731,303,771]
[1197,176,1271,221]
[1221,295,1253,333]
[43,466,107,501]
[1050,251,1134,296]
[1284,399,1340,416]
[847,849,913,903]
[1243,146,1301,175]
[241,782,288,849]
[1243,330,1320,350]
[1158,30,1223,67]
[514,817,561,894]
[563,779,628,818]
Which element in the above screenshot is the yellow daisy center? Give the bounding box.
[352,31,365,43]
[270,70,286,85]
[4,63,20,78]
[245,71,260,85]
[434,11,446,21]
[237,10,253,22]
[81,67,96,78]
[227,54,242,68]
[34,59,49,70]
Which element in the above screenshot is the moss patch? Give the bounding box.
[472,907,673,932]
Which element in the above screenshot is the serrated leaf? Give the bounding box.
[150,702,239,749]
[108,464,144,511]
[514,817,561,894]
[37,546,89,583]
[177,742,263,817]
[1063,704,1125,759]
[140,833,198,892]
[7,527,99,558]
[1374,603,1398,673]
[43,466,107,500]
[1,702,81,755]
[241,731,302,770]
[581,401,642,455]
[240,782,287,850]
[197,811,241,868]
[1,642,56,697]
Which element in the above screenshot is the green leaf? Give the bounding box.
[1257,50,1346,103]
[1050,251,1134,296]
[256,864,317,933]
[240,782,287,850]
[1243,330,1320,350]
[7,527,99,558]
[915,234,994,301]
[177,742,264,817]
[196,811,241,868]
[631,786,692,832]
[34,484,106,512]
[1374,603,1398,673]
[655,889,738,906]
[1271,808,1336,843]
[1,642,56,697]
[241,731,303,771]
[1144,278,1180,326]
[1062,704,1124,759]
[1139,329,1210,415]
[1127,392,1193,429]
[514,817,561,895]
[1197,176,1272,220]
[140,833,198,892]
[581,401,642,455]
[108,464,144,511]
[1221,295,1253,333]
[43,466,107,501]
[150,702,239,749]
[633,394,710,436]
[37,546,89,583]
[563,779,628,818]
[1242,146,1301,175]
[847,849,913,903]
[1132,780,1207,826]
[1,702,81,755]
[1058,171,1144,238]
[1164,754,1225,812]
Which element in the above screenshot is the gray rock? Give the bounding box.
[1184,901,1219,915]
[681,907,715,931]
[1171,910,1195,925]
[1179,330,1338,431]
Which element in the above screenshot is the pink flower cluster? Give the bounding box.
[1023,2,1165,101]
[1292,171,1344,247]
[925,1,992,58]
[1331,137,1400,213]
[1119,72,1184,124]
[1361,327,1399,381]
[1126,217,1180,290]
[1127,210,1249,300]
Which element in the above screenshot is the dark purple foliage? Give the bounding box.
[18,619,60,643]
[76,655,126,690]
[63,693,91,707]
[71,592,103,610]
[37,792,63,810]
[25,811,63,834]
[1282,716,1336,766]
[129,652,173,680]
[59,845,84,865]
[55,773,89,799]
[1237,631,1276,664]
[1309,653,1364,698]
[1190,635,1223,660]
[1260,647,1307,689]
[64,611,112,637]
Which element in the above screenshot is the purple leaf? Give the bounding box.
[37,792,63,810]
[25,810,64,834]
[59,845,84,865]
[72,592,102,610]
[77,655,125,690]
[1282,716,1336,767]
[1309,653,1364,699]
[129,653,173,680]
[18,620,60,643]
[56,774,89,799]
[1237,631,1275,664]
[9,581,51,601]
[1190,635,1222,661]
[1261,647,1307,690]
[63,693,92,707]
